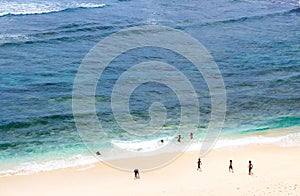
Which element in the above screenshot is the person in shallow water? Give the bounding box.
[190,132,193,139]
[177,135,182,142]
[229,160,234,173]
[134,169,140,179]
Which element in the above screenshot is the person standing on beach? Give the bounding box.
[248,161,253,175]
[229,160,234,173]
[134,169,140,179]
[197,158,202,171]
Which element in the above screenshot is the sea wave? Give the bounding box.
[0,154,97,177]
[0,1,106,17]
[111,136,174,152]
[1,132,299,177]
[259,0,300,6]
[188,131,300,151]
[214,132,300,148]
[0,23,114,46]
[0,34,30,44]
[202,7,300,27]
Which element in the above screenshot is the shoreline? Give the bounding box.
[1,144,300,195]
[1,126,299,177]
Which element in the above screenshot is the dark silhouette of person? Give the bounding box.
[134,169,140,179]
[197,158,202,171]
[229,160,234,173]
[177,135,182,142]
[190,132,193,139]
[248,160,253,175]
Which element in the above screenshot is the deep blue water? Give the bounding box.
[0,0,300,174]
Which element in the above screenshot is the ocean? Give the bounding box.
[0,0,300,175]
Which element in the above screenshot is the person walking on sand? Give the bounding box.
[229,160,234,173]
[248,160,253,175]
[134,168,140,179]
[197,158,202,171]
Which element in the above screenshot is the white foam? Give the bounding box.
[111,136,174,152]
[187,132,300,151]
[1,133,299,177]
[0,34,30,44]
[0,154,98,177]
[0,1,106,17]
[277,132,300,147]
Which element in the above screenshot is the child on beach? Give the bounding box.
[190,132,193,139]
[248,161,253,175]
[229,160,234,173]
[197,158,202,171]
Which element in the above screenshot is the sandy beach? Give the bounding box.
[1,0,300,195]
[1,144,299,196]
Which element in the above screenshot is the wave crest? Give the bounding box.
[0,1,106,17]
[0,155,97,177]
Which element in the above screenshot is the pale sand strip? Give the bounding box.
[1,145,299,196]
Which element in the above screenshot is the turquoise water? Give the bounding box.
[0,0,300,175]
